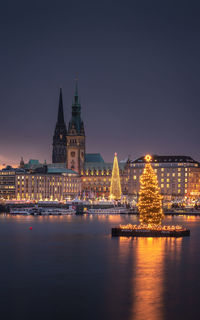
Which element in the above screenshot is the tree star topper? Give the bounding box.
[145,154,152,162]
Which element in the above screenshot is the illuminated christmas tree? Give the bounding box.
[110,153,122,200]
[138,155,164,225]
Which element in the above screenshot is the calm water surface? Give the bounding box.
[0,214,199,320]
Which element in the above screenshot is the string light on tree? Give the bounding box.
[110,153,122,200]
[137,154,164,225]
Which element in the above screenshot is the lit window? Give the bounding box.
[178,184,181,188]
[178,179,181,182]
[185,178,187,182]
[167,178,170,182]
[133,175,137,180]
[154,169,157,173]
[167,184,169,188]
[172,173,175,177]
[178,189,181,193]
[161,184,164,188]
[161,168,164,172]
[178,173,181,177]
[167,173,170,176]
[185,189,187,193]
[161,179,164,182]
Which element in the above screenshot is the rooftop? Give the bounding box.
[85,153,104,163]
[132,155,200,164]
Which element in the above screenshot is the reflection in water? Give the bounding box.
[131,237,182,320]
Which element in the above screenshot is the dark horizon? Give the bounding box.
[1,0,200,167]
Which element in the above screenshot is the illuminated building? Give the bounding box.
[0,165,81,201]
[128,155,200,201]
[16,166,81,201]
[0,166,22,200]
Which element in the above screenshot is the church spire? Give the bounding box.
[57,88,65,124]
[52,88,67,164]
[74,78,79,105]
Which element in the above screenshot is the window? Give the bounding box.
[167,184,169,188]
[178,173,181,177]
[161,168,164,172]
[161,184,164,188]
[172,173,175,177]
[71,151,75,157]
[133,175,137,180]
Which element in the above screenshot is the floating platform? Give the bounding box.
[112,227,190,237]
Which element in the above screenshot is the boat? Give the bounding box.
[10,207,35,215]
[88,207,129,214]
[36,207,76,216]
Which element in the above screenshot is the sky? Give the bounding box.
[0,0,200,166]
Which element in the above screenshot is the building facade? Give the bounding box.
[67,82,85,174]
[0,166,22,200]
[16,167,81,201]
[128,155,200,201]
[0,165,81,201]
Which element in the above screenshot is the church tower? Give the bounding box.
[67,80,85,173]
[52,88,67,163]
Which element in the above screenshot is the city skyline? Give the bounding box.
[1,1,200,166]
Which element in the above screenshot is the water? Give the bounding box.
[0,214,199,320]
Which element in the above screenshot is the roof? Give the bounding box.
[47,167,78,175]
[132,155,200,164]
[84,162,126,170]
[85,153,104,163]
[24,159,43,169]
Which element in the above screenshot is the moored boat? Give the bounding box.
[88,207,129,214]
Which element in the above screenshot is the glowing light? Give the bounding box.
[110,153,122,200]
[145,154,152,162]
[138,157,164,225]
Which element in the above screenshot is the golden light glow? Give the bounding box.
[119,224,187,231]
[144,154,152,162]
[110,153,122,200]
[138,161,164,225]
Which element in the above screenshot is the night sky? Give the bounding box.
[1,0,200,166]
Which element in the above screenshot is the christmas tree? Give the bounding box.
[138,155,164,225]
[110,153,122,200]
